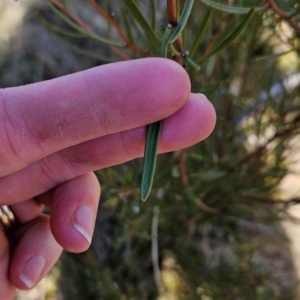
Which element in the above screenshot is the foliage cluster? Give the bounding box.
[36,0,300,299]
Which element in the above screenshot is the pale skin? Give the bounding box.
[0,58,216,299]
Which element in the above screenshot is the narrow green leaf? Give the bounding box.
[159,23,166,35]
[122,0,159,43]
[209,17,239,48]
[161,25,173,57]
[141,25,173,201]
[169,44,181,56]
[103,0,112,37]
[169,0,195,43]
[121,7,134,44]
[48,4,125,48]
[196,7,256,63]
[159,24,180,56]
[255,48,298,61]
[37,13,85,38]
[150,0,157,30]
[185,56,201,71]
[48,4,88,35]
[190,8,212,57]
[198,0,266,14]
[141,121,162,201]
[55,35,116,62]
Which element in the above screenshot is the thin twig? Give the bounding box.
[203,0,234,55]
[89,0,149,55]
[49,0,130,60]
[167,0,183,63]
[196,193,300,214]
[49,0,92,32]
[195,199,217,212]
[204,26,223,55]
[167,0,178,26]
[167,1,188,189]
[226,114,300,174]
[236,193,300,205]
[118,189,139,198]
[266,0,300,36]
[204,16,229,56]
[167,1,187,179]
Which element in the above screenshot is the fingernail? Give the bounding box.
[20,255,46,288]
[197,93,208,99]
[73,205,94,244]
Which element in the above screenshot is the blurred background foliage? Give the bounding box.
[1,0,300,299]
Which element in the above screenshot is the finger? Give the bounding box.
[9,173,99,253]
[0,58,190,177]
[0,228,15,299]
[9,215,63,290]
[0,93,216,204]
[45,172,100,252]
[10,199,44,223]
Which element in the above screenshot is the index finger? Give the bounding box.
[0,58,190,177]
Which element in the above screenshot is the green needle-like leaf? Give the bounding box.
[55,36,116,62]
[255,48,298,61]
[190,8,212,57]
[196,7,256,63]
[198,0,266,14]
[48,4,125,48]
[37,13,86,38]
[150,0,157,30]
[141,121,163,201]
[185,56,201,70]
[48,4,88,34]
[122,0,159,43]
[169,0,195,43]
[121,7,134,44]
[140,25,173,202]
[161,25,173,57]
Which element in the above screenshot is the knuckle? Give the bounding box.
[39,153,78,188]
[119,130,144,160]
[0,89,27,168]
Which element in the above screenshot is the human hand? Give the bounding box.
[0,58,216,298]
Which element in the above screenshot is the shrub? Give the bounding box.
[40,1,300,299]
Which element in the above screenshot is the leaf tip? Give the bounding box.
[141,189,150,202]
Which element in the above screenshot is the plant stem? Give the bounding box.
[49,0,92,32]
[167,0,184,63]
[48,0,130,60]
[141,0,197,201]
[167,0,178,26]
[266,0,300,35]
[89,0,149,55]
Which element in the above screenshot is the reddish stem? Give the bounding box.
[49,0,92,32]
[89,0,149,55]
[266,0,300,35]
